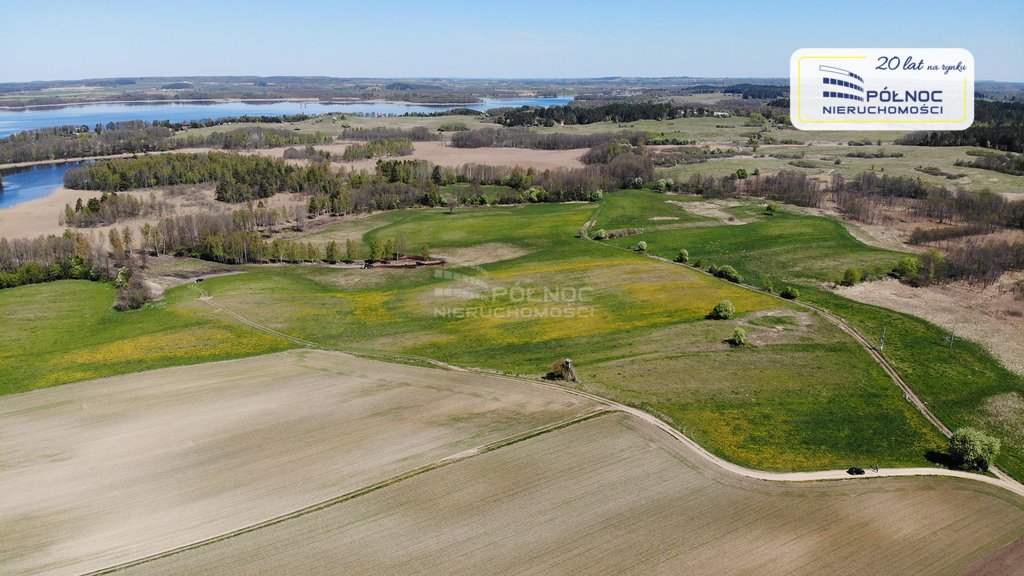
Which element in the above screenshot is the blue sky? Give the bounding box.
[1,0,1021,82]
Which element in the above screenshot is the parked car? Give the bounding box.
[847,466,866,475]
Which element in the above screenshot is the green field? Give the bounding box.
[604,197,904,285]
[599,190,1024,478]
[0,280,293,395]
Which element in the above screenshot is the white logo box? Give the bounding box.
[790,48,974,131]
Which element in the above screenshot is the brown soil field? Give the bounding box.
[961,534,1024,576]
[113,413,1024,576]
[0,350,600,576]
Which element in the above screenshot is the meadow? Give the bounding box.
[0,280,293,394]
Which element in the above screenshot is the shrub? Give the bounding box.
[714,265,743,283]
[780,286,800,300]
[635,240,648,252]
[762,278,775,293]
[728,327,748,346]
[709,299,735,319]
[593,228,608,240]
[763,202,778,216]
[114,274,151,311]
[949,427,1001,471]
[589,189,604,201]
[841,267,862,286]
[892,256,920,281]
[675,249,689,263]
[735,168,748,179]
[707,263,720,276]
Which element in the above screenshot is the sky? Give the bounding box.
[1,0,1022,82]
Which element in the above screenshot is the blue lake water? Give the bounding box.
[0,162,83,210]
[0,96,572,212]
[0,97,573,138]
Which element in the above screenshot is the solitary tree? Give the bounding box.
[675,249,689,263]
[949,427,1001,471]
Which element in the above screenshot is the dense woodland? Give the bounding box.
[895,101,1024,153]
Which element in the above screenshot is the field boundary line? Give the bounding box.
[80,409,612,576]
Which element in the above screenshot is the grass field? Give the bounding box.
[189,201,947,471]
[115,413,1024,576]
[0,280,293,394]
[605,199,904,286]
[0,350,601,576]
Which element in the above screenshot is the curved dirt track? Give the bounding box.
[197,290,1024,498]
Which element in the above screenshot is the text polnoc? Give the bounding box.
[823,88,945,115]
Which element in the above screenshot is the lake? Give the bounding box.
[0,96,572,211]
[0,162,83,210]
[0,97,573,138]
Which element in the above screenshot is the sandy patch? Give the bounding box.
[0,184,306,242]
[667,199,746,225]
[835,275,1024,375]
[433,242,530,267]
[649,216,679,221]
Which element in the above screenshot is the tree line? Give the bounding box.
[894,101,1024,153]
[61,191,170,228]
[337,127,438,141]
[0,231,106,289]
[490,102,677,127]
[340,138,414,160]
[450,127,636,150]
[0,119,330,164]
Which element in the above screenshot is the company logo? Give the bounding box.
[790,48,974,131]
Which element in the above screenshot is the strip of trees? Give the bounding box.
[0,119,330,164]
[450,127,635,150]
[0,231,105,288]
[490,102,677,127]
[340,138,414,160]
[61,191,170,227]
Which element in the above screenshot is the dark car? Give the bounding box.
[847,466,866,475]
